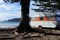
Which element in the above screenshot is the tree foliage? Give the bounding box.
[32,0,57,14]
[3,0,20,3]
[33,0,60,10]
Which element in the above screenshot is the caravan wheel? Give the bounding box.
[39,25,42,29]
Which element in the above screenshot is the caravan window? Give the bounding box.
[49,16,54,21]
[31,17,36,20]
[40,17,44,20]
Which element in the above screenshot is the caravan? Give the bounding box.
[30,12,56,28]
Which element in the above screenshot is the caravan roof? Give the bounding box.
[30,13,45,17]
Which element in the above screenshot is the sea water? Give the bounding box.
[0,22,20,29]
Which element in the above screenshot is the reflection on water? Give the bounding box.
[0,22,20,28]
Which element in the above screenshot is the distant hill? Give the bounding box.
[4,18,21,22]
[4,17,31,22]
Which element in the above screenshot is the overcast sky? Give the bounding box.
[0,0,38,21]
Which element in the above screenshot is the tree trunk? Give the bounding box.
[17,0,33,33]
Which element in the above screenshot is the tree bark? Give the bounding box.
[17,0,33,33]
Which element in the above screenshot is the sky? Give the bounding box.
[0,0,38,21]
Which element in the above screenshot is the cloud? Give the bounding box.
[0,1,21,10]
[0,4,11,10]
[0,4,21,10]
[0,0,4,3]
[30,1,39,10]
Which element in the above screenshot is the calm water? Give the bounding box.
[0,22,20,28]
